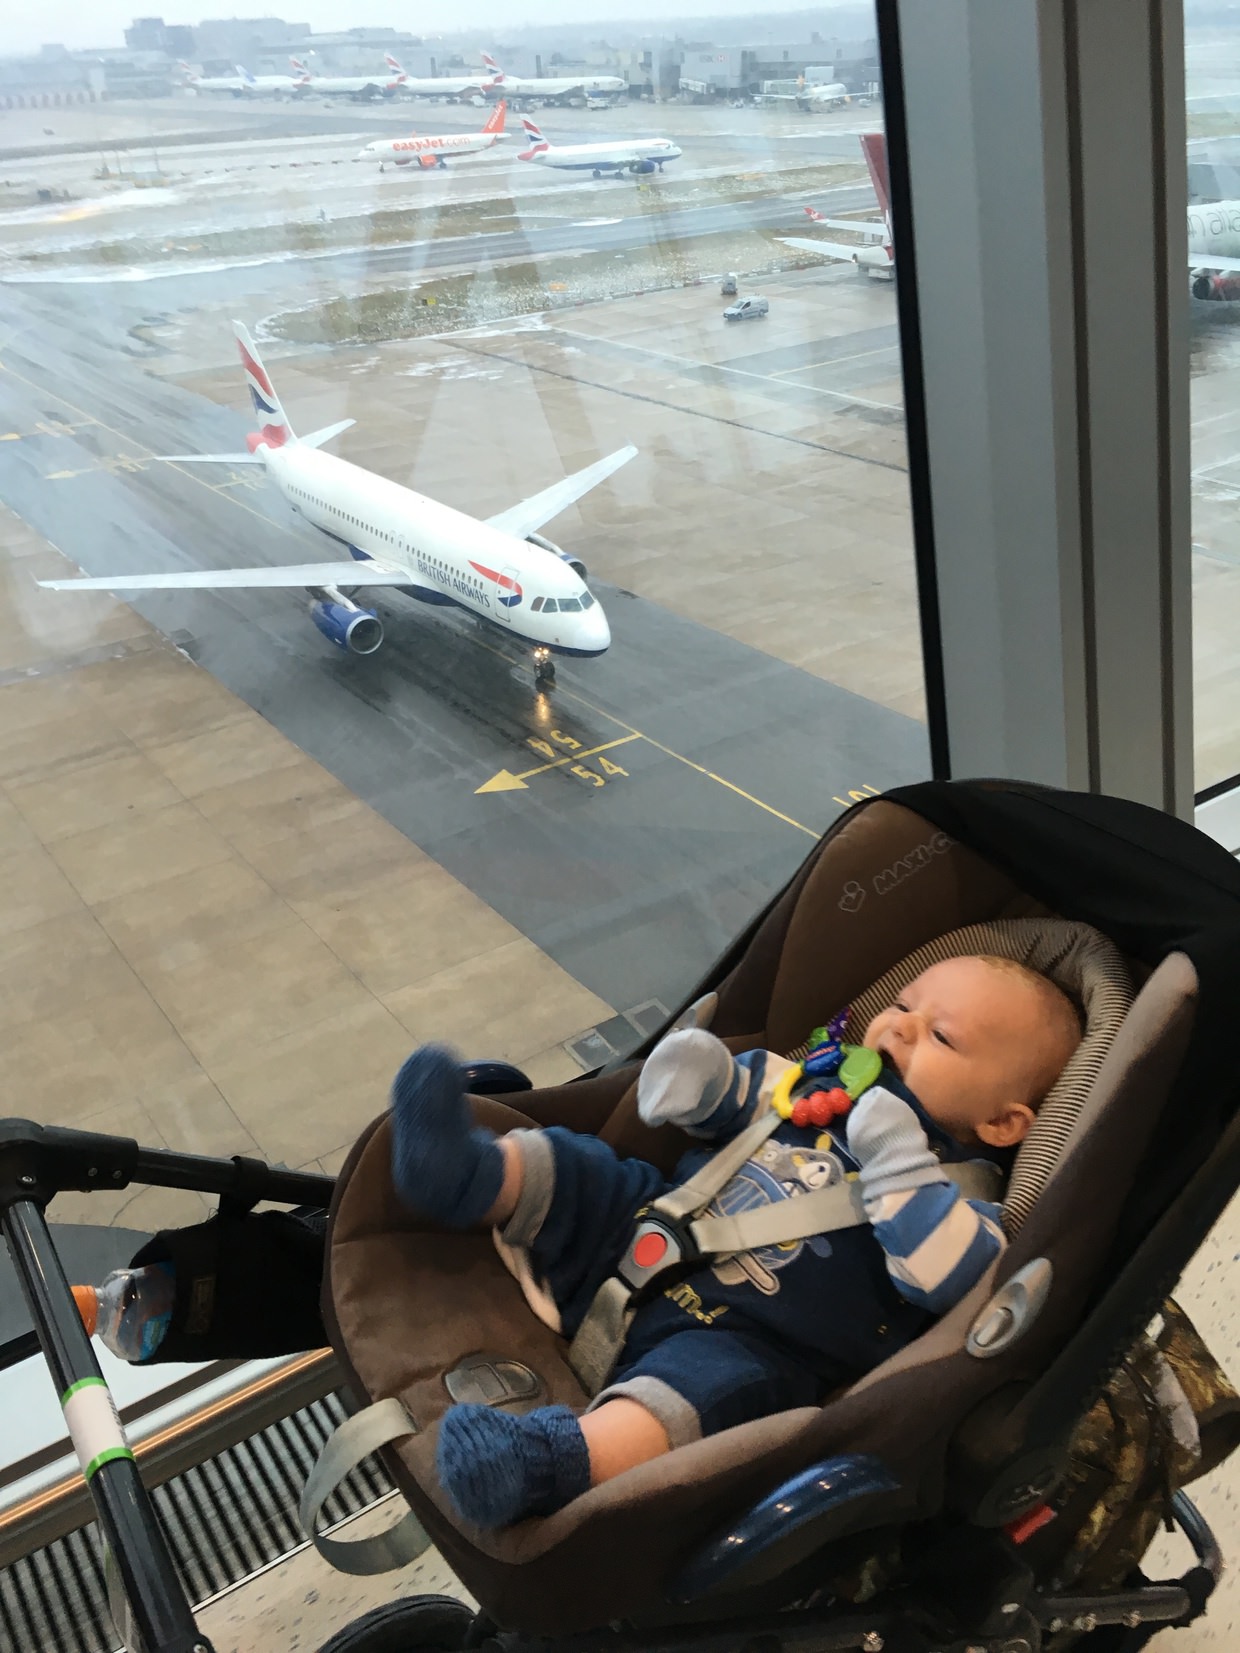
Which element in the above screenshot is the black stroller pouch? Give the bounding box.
[317,782,1240,1643]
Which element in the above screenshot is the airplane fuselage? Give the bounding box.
[360,131,499,164]
[498,74,625,97]
[522,136,681,173]
[1189,199,1240,260]
[268,445,610,657]
[298,75,400,96]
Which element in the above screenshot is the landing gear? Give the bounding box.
[533,647,556,688]
[593,168,603,178]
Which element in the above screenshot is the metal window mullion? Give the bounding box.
[890,0,1191,813]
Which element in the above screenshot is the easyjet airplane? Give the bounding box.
[41,325,633,689]
[358,102,506,170]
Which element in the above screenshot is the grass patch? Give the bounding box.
[266,226,840,346]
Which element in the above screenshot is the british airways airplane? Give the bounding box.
[40,324,632,689]
[518,117,680,178]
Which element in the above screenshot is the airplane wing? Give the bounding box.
[485,444,637,539]
[39,561,412,592]
[160,452,262,464]
[811,217,887,239]
[779,236,872,262]
[1189,253,1240,272]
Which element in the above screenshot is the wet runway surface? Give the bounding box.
[0,287,926,1013]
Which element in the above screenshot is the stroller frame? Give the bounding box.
[0,1112,1224,1653]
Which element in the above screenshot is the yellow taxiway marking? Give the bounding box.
[2,358,834,841]
[0,361,302,535]
[479,682,820,838]
[477,733,641,794]
[0,417,97,442]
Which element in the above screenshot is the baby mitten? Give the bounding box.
[389,1044,506,1228]
[638,1029,782,1139]
[847,1085,947,1203]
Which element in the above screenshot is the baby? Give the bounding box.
[391,954,1081,1528]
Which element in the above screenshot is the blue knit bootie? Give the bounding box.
[389,1044,505,1228]
[436,1403,591,1528]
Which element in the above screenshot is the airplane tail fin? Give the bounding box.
[385,54,404,74]
[483,100,506,136]
[860,132,890,226]
[482,52,502,73]
[236,65,257,84]
[520,116,549,158]
[234,321,295,448]
[804,206,824,221]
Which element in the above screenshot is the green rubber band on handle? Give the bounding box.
[61,1375,107,1406]
[84,1445,137,1481]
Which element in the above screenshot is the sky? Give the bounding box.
[3,2,848,61]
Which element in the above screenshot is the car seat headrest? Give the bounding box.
[839,917,1134,1235]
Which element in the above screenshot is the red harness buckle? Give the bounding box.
[1004,1503,1057,1545]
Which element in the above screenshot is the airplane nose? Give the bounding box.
[584,601,610,653]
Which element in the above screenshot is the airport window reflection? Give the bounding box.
[0,3,926,1243]
[1188,14,1240,794]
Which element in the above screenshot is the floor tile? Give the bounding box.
[139,919,378,1068]
[146,717,307,799]
[48,800,236,905]
[7,749,184,843]
[205,998,414,1167]
[95,856,301,975]
[383,937,614,1065]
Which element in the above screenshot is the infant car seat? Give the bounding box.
[317,780,1240,1646]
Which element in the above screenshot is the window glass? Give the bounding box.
[0,1,925,1342]
[1189,22,1240,792]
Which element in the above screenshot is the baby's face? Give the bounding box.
[862,956,1068,1148]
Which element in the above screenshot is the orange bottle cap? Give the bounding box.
[71,1285,98,1336]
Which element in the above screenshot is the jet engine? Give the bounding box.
[631,159,656,174]
[527,530,587,581]
[1192,269,1240,301]
[308,586,384,654]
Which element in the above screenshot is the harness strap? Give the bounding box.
[650,1110,782,1223]
[688,1177,868,1254]
[299,1396,432,1574]
[565,1135,1004,1394]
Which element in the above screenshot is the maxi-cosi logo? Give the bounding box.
[872,832,955,896]
[838,832,956,912]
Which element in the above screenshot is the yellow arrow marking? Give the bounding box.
[476,733,640,795]
[476,769,529,794]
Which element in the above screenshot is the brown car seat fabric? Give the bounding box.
[324,792,1211,1634]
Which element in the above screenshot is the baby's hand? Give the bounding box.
[638,1031,787,1141]
[637,1029,737,1130]
[848,1086,946,1201]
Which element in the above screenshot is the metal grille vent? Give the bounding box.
[0,1389,394,1653]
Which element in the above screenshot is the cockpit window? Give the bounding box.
[531,597,544,611]
[558,597,582,612]
[542,598,558,613]
[580,591,595,609]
